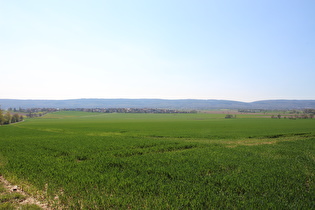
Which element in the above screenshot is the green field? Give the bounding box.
[0,111,314,209]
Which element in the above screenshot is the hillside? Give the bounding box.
[0,99,314,110]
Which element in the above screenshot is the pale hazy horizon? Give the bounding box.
[1,1,314,102]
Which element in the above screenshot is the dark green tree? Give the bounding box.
[4,111,12,124]
[0,109,4,125]
[12,113,20,123]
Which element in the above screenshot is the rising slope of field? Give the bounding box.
[0,112,314,209]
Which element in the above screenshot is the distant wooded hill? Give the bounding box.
[0,99,314,110]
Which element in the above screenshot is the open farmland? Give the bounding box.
[0,111,314,209]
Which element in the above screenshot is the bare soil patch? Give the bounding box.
[0,175,50,209]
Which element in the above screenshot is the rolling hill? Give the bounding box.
[0,99,315,110]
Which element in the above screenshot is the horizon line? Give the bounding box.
[1,98,315,103]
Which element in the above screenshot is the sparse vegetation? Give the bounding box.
[0,179,42,209]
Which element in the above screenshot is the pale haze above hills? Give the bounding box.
[0,99,314,110]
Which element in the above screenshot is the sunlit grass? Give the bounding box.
[0,112,314,208]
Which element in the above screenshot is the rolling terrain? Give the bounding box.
[0,98,315,110]
[0,112,314,208]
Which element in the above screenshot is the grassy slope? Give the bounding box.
[0,112,314,209]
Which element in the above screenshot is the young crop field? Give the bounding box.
[0,111,314,209]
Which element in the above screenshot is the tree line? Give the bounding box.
[0,109,24,125]
[62,108,197,114]
[6,107,197,114]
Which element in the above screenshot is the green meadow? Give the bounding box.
[0,111,314,209]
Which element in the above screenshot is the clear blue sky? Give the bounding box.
[1,0,314,102]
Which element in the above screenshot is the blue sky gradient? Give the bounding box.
[1,0,314,102]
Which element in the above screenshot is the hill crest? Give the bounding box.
[0,99,314,110]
